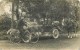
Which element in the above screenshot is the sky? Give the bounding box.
[0,0,11,15]
[0,0,2,2]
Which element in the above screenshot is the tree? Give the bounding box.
[10,0,78,25]
[5,0,80,21]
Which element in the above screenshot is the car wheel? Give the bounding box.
[52,29,59,39]
[8,29,20,43]
[22,30,31,43]
[10,34,20,43]
[30,32,39,43]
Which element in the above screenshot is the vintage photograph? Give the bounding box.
[0,0,80,50]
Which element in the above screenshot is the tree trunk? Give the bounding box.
[16,0,20,20]
[75,7,79,21]
[15,0,20,28]
[11,0,15,28]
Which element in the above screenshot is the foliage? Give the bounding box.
[18,0,75,21]
[0,14,11,31]
[7,0,80,26]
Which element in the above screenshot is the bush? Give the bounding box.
[0,15,11,40]
[0,30,8,40]
[0,16,11,31]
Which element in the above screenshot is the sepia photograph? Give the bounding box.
[0,0,80,50]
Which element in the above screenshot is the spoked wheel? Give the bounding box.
[8,29,20,43]
[52,29,59,39]
[10,34,20,43]
[22,32,31,43]
[30,32,39,43]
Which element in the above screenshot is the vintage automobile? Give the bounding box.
[7,17,78,43]
[21,18,60,43]
[7,18,60,43]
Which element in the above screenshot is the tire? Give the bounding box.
[52,29,59,39]
[10,34,20,43]
[22,30,31,43]
[9,29,20,43]
[30,32,39,43]
[9,32,20,43]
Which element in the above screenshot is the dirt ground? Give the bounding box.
[0,32,80,50]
